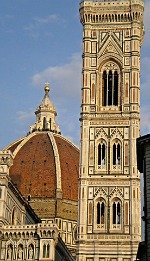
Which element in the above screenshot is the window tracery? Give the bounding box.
[43,244,46,258]
[101,62,120,107]
[97,201,105,225]
[111,198,122,229]
[98,140,106,167]
[111,139,122,171]
[113,201,121,224]
[43,243,50,259]
[113,142,121,166]
[47,244,50,258]
[95,198,106,230]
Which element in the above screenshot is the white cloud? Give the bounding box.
[17,110,34,122]
[33,14,59,25]
[31,53,81,144]
[24,14,60,38]
[32,53,82,98]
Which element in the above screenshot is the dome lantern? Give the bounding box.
[30,83,60,134]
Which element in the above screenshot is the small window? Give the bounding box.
[113,142,121,165]
[114,71,118,105]
[98,141,106,166]
[43,244,46,258]
[43,244,50,259]
[97,201,105,225]
[43,117,46,130]
[47,244,50,258]
[49,118,51,130]
[113,201,121,225]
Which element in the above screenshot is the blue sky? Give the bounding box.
[0,0,149,149]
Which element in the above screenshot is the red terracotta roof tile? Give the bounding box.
[8,132,79,202]
[9,133,56,198]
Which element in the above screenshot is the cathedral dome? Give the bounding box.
[7,132,79,201]
[5,83,79,220]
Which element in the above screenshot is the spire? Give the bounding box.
[30,83,61,134]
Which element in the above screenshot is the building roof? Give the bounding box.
[6,132,79,201]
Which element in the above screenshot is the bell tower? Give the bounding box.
[77,0,144,260]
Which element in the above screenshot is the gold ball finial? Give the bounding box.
[44,82,50,94]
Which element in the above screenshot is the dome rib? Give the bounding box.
[12,132,37,157]
[9,133,57,198]
[6,131,79,219]
[54,134,79,201]
[48,132,62,199]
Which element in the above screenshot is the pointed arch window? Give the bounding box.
[113,201,121,225]
[43,117,46,130]
[114,71,118,105]
[43,244,50,259]
[43,244,46,258]
[102,69,119,106]
[47,244,50,258]
[98,141,106,166]
[97,201,105,225]
[113,141,121,166]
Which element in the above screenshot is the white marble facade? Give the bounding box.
[77,0,144,260]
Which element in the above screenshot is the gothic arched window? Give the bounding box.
[47,244,50,258]
[43,244,46,258]
[98,141,106,166]
[113,141,121,166]
[43,244,50,258]
[102,65,119,107]
[114,71,118,105]
[43,117,46,130]
[97,200,105,225]
[113,200,121,225]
